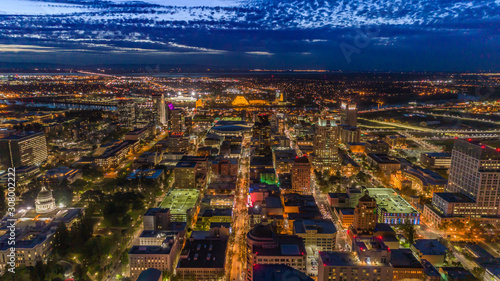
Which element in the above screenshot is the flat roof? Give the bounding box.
[366,188,418,214]
[293,219,337,234]
[422,152,451,158]
[129,245,173,255]
[390,249,423,268]
[413,239,448,256]
[434,192,475,203]
[252,264,313,281]
[177,238,227,269]
[159,189,199,215]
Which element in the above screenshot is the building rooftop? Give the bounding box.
[144,208,170,217]
[439,267,476,280]
[413,239,448,256]
[365,188,418,214]
[293,219,337,235]
[367,153,400,165]
[252,264,313,281]
[159,189,199,216]
[433,192,476,203]
[129,245,174,255]
[390,249,424,268]
[422,152,451,158]
[177,238,227,269]
[253,235,306,257]
[320,251,366,267]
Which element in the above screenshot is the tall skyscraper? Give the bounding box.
[0,131,48,169]
[169,108,183,133]
[291,156,311,194]
[353,194,378,232]
[117,99,136,128]
[313,118,340,173]
[153,93,167,126]
[446,139,500,216]
[341,102,357,127]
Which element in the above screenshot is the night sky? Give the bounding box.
[0,0,498,71]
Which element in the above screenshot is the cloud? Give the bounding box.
[246,51,273,56]
[0,44,55,53]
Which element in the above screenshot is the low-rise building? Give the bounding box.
[176,238,227,281]
[365,188,420,225]
[143,208,171,231]
[365,140,390,154]
[125,126,152,141]
[318,251,393,281]
[366,153,401,175]
[129,239,180,281]
[420,152,451,169]
[293,219,336,251]
[412,239,448,266]
[247,224,307,281]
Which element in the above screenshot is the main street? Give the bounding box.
[228,136,251,281]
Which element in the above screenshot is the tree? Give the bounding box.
[53,222,70,257]
[402,221,416,245]
[472,267,485,278]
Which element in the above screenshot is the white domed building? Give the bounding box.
[35,186,57,214]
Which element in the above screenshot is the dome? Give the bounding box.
[37,188,53,201]
[35,186,56,214]
[249,224,274,239]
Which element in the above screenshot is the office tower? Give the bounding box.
[291,156,311,194]
[339,125,361,144]
[169,108,183,133]
[341,101,357,127]
[446,139,500,216]
[153,93,167,126]
[117,99,136,128]
[313,118,340,172]
[353,194,377,232]
[135,100,155,127]
[0,131,48,169]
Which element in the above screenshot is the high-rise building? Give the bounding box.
[353,194,378,232]
[291,156,311,194]
[117,99,136,128]
[169,108,183,133]
[445,139,500,216]
[0,131,48,169]
[341,102,357,127]
[153,93,167,126]
[339,125,361,144]
[313,118,340,172]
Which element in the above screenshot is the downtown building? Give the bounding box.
[246,224,307,281]
[312,118,341,173]
[423,139,500,227]
[0,131,48,169]
[291,156,312,194]
[117,99,136,128]
[152,93,167,126]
